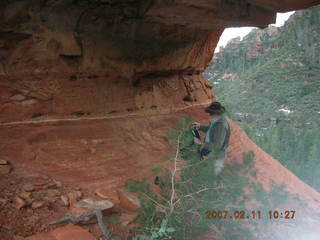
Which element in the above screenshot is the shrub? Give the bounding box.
[127,116,290,240]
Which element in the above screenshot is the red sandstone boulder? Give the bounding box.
[117,188,141,211]
[26,234,56,240]
[26,224,95,240]
[95,187,120,204]
[51,224,95,240]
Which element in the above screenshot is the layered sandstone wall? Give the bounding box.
[0,1,318,124]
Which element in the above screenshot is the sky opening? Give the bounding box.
[215,11,295,52]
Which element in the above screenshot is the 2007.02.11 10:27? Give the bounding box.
[204,210,296,220]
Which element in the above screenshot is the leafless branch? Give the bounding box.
[141,193,169,211]
[178,157,210,170]
[173,186,222,207]
[169,131,182,214]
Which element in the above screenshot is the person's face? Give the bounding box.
[209,113,220,118]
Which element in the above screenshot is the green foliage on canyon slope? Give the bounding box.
[204,6,320,190]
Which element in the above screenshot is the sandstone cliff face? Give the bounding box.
[1,0,320,239]
[0,0,317,122]
[0,0,221,123]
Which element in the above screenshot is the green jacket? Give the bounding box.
[199,114,231,154]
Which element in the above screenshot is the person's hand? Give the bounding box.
[192,122,200,130]
[200,148,211,158]
[193,137,202,145]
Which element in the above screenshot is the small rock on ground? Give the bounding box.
[19,191,32,200]
[60,195,69,207]
[32,201,46,209]
[22,184,35,192]
[0,159,9,165]
[14,196,29,210]
[67,190,82,206]
[0,164,13,174]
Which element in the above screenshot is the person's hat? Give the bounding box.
[204,102,225,114]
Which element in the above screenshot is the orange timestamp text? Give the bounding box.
[204,210,296,220]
